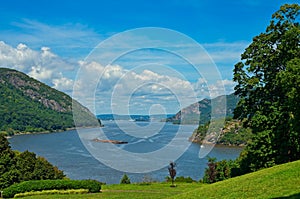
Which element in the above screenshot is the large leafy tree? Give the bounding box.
[233,4,300,173]
[0,134,65,189]
[0,134,20,189]
[16,151,65,181]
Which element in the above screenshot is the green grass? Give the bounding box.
[15,182,203,199]
[17,160,300,199]
[174,160,300,199]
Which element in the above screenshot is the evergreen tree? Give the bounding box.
[120,174,131,184]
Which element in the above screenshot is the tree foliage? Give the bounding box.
[0,68,99,135]
[233,4,300,173]
[191,118,252,146]
[0,134,65,189]
[120,174,131,184]
[202,157,238,184]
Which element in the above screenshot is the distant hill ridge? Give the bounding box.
[0,68,98,135]
[97,114,175,121]
[166,94,239,124]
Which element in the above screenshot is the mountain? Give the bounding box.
[166,93,239,124]
[0,68,99,135]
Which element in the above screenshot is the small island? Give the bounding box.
[92,138,128,144]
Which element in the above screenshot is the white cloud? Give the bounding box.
[53,76,74,92]
[0,41,75,94]
[205,79,236,98]
[0,38,239,114]
[72,60,199,114]
[73,59,237,114]
[0,42,37,70]
[28,65,53,80]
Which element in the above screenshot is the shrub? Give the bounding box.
[14,189,89,198]
[175,176,196,183]
[2,179,102,198]
[165,176,196,183]
[202,157,239,183]
[120,174,131,184]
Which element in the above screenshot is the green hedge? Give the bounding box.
[2,179,102,198]
[14,189,89,198]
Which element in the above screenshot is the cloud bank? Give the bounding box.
[0,41,237,114]
[0,41,75,92]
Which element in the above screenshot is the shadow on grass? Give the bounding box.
[272,193,300,199]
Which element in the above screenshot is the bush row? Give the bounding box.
[2,179,102,198]
[14,189,88,198]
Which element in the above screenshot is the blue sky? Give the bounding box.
[0,0,299,114]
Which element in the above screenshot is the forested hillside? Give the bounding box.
[166,93,239,124]
[0,68,98,135]
[189,118,252,146]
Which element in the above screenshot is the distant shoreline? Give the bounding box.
[5,125,102,139]
[193,140,246,147]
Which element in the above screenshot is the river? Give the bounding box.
[9,121,243,184]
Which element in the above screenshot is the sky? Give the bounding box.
[0,0,299,115]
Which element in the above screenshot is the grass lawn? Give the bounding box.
[174,160,300,199]
[19,182,203,199]
[15,160,300,199]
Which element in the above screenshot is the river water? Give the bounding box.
[9,121,243,184]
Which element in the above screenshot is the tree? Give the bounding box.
[0,134,19,189]
[168,162,176,187]
[233,4,300,173]
[32,157,65,180]
[202,157,217,183]
[16,151,66,181]
[0,134,65,189]
[16,151,37,181]
[120,174,131,184]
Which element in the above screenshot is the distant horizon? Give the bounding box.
[96,113,176,116]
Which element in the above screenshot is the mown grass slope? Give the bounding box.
[174,160,300,199]
[17,160,300,199]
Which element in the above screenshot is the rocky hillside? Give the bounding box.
[0,68,99,135]
[166,93,239,124]
[189,119,253,146]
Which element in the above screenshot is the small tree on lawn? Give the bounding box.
[120,174,131,184]
[203,157,217,183]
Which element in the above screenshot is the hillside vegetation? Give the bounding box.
[166,93,239,125]
[0,68,98,135]
[190,119,252,146]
